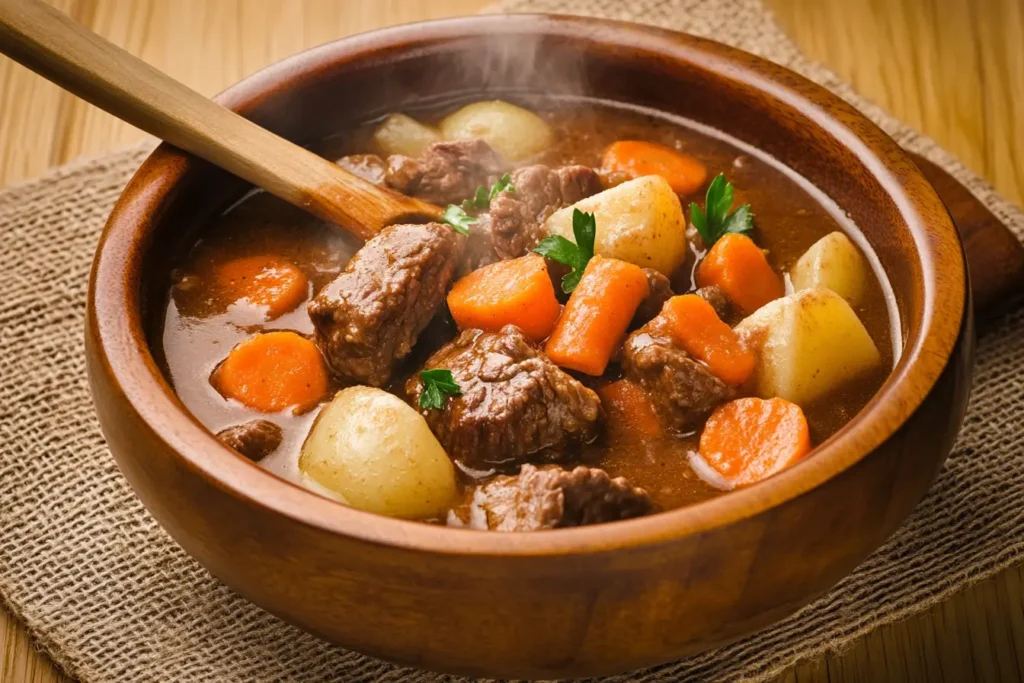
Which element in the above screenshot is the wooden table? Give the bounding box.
[1,1,1022,681]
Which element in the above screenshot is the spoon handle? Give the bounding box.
[0,0,440,240]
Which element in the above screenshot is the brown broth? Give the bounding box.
[154,99,898,517]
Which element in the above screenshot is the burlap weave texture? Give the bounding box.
[1,0,1023,681]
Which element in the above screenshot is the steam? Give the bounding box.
[385,30,593,116]
[473,32,590,98]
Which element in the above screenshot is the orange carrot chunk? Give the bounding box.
[696,233,784,316]
[601,140,708,195]
[545,256,649,376]
[211,331,328,413]
[662,294,754,386]
[215,255,308,319]
[598,380,663,439]
[447,254,561,342]
[698,397,811,486]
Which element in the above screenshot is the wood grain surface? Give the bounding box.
[1,1,1021,682]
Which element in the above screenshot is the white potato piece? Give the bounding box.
[299,386,456,519]
[735,288,882,406]
[790,231,869,306]
[371,113,441,157]
[439,100,554,161]
[543,175,687,276]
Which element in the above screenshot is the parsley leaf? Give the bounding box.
[572,206,596,258]
[532,234,579,265]
[442,204,477,235]
[462,185,490,211]
[418,369,461,410]
[488,173,515,201]
[533,208,596,293]
[688,173,754,247]
[460,173,516,211]
[445,174,516,234]
[722,203,753,236]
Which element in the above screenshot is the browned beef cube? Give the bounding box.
[629,277,731,330]
[336,153,386,185]
[384,139,506,206]
[469,464,654,531]
[632,267,674,328]
[216,420,282,462]
[466,164,602,270]
[696,284,732,322]
[621,317,733,434]
[406,326,601,471]
[596,167,631,189]
[309,223,460,387]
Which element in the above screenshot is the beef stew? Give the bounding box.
[155,98,897,529]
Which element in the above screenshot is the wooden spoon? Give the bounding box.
[0,0,442,242]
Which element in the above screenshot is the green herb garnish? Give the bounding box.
[463,187,490,211]
[689,173,754,247]
[443,174,516,234]
[418,369,462,410]
[489,173,515,200]
[533,208,596,293]
[461,173,516,211]
[442,204,477,235]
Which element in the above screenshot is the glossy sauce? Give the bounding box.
[154,100,897,515]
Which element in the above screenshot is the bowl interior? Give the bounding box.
[98,14,964,554]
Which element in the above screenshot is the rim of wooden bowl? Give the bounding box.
[89,14,965,557]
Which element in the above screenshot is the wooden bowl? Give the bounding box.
[85,14,974,678]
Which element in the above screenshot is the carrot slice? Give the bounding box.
[215,255,308,319]
[601,140,708,195]
[545,256,649,376]
[696,233,784,316]
[662,294,754,386]
[697,397,811,486]
[447,254,561,342]
[598,380,663,439]
[211,331,328,413]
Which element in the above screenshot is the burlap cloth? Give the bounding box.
[2,0,1023,681]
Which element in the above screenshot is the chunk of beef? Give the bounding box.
[696,284,732,321]
[383,155,418,192]
[621,316,733,433]
[597,167,631,189]
[632,268,674,328]
[336,154,386,185]
[216,420,282,462]
[465,164,602,270]
[491,164,602,258]
[407,325,601,470]
[469,464,654,531]
[384,139,506,206]
[309,223,460,387]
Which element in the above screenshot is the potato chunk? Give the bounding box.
[439,100,553,161]
[735,288,881,406]
[372,113,442,157]
[790,231,868,306]
[543,175,687,276]
[299,386,456,519]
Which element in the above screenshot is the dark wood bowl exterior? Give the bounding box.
[85,15,974,678]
